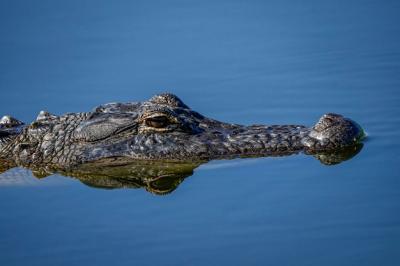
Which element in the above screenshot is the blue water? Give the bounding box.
[1,1,400,265]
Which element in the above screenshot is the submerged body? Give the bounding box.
[0,93,364,170]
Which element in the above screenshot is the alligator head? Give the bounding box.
[0,93,365,169]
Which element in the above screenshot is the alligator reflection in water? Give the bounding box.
[0,143,362,195]
[60,160,200,195]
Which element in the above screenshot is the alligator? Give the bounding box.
[0,93,365,192]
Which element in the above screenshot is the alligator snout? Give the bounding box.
[302,113,365,152]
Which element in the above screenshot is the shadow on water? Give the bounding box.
[0,143,363,195]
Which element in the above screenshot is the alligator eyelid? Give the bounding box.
[144,114,169,119]
[141,110,170,117]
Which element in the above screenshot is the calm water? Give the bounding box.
[1,1,400,265]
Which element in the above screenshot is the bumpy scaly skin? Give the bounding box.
[0,93,364,169]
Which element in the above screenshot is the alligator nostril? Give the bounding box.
[309,115,365,152]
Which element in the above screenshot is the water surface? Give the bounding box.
[1,1,399,265]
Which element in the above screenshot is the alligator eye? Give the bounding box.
[145,116,169,128]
